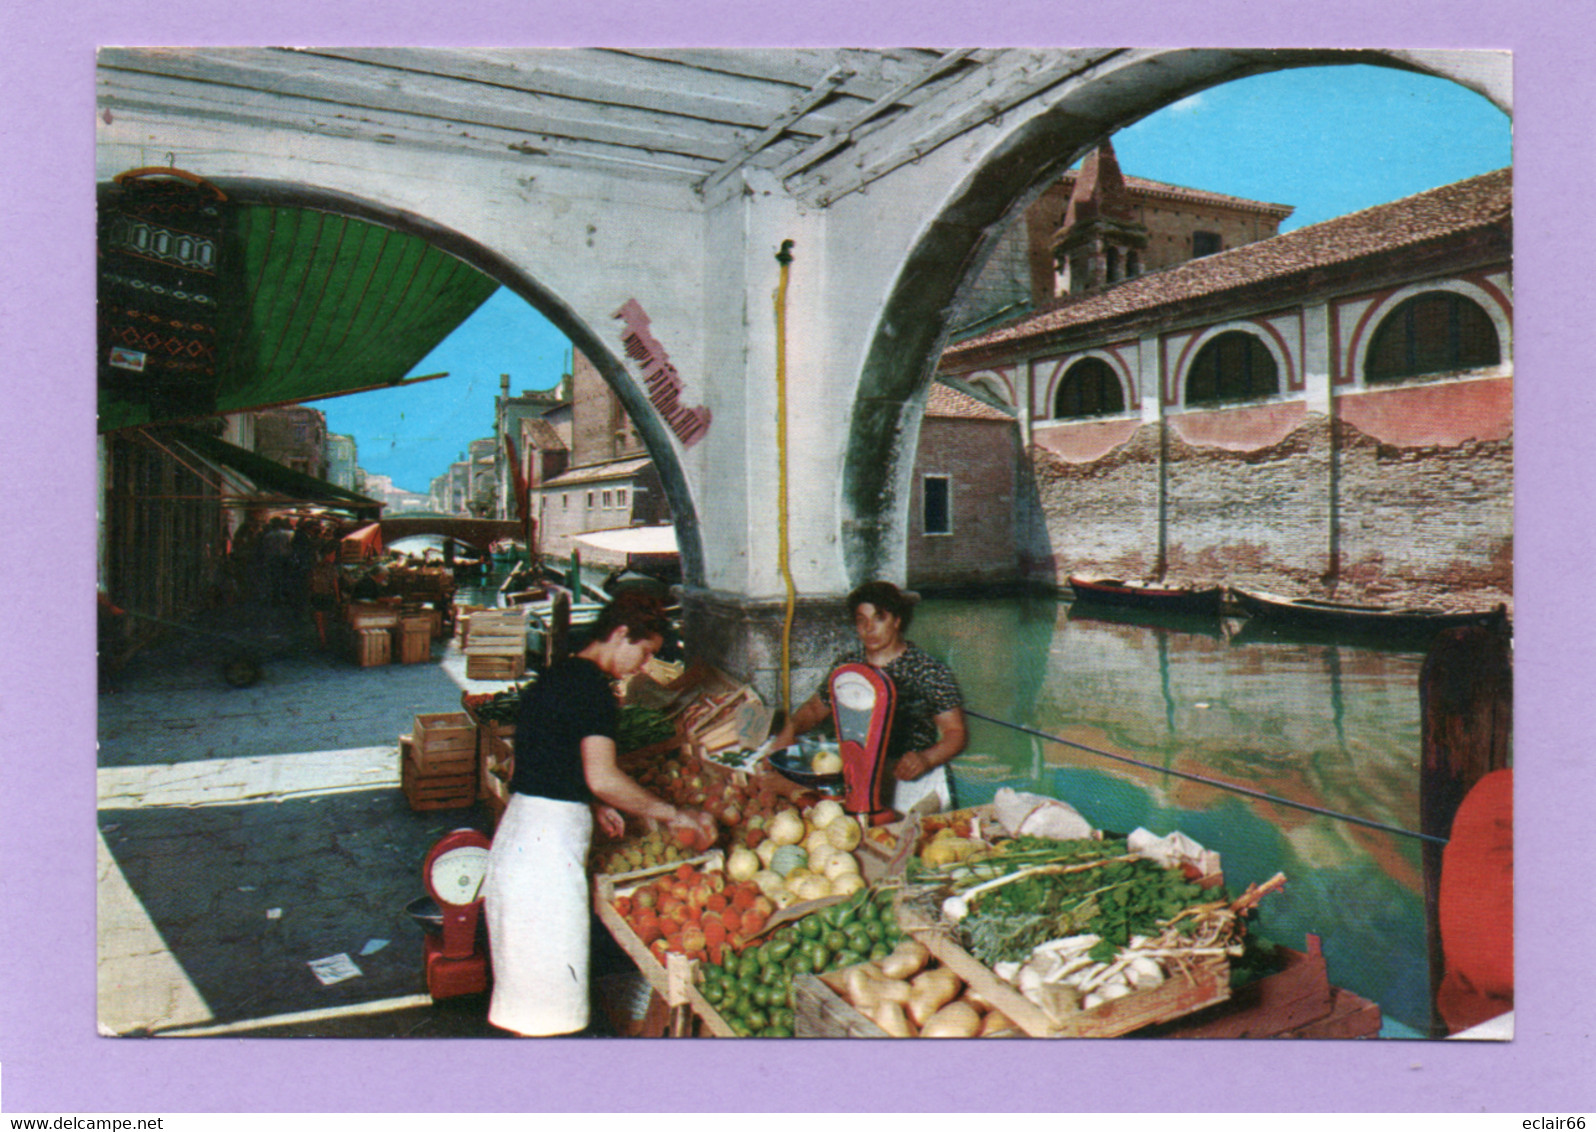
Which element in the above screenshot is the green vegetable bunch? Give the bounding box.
[617,704,676,751]
[959,854,1220,967]
[475,681,535,723]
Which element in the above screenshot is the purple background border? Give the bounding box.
[4,0,1591,1113]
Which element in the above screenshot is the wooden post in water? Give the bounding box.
[546,586,572,668]
[1419,619,1512,1037]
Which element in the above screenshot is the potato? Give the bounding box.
[877,939,930,981]
[871,1000,915,1038]
[907,967,963,1027]
[920,1000,983,1038]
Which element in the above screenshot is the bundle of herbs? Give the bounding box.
[905,836,1228,968]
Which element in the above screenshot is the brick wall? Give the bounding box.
[907,416,1019,587]
[1027,427,1162,583]
[1024,395,1513,602]
[571,349,646,467]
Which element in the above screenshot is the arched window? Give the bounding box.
[1185,331,1279,406]
[1365,291,1501,384]
[1053,357,1125,419]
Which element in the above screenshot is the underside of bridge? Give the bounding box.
[378,517,523,556]
[96,46,1511,700]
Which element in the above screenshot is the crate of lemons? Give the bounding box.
[725,798,869,909]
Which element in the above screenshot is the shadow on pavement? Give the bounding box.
[99,788,498,1028]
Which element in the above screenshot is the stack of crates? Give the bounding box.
[463,608,530,680]
[400,712,477,811]
[347,601,401,667]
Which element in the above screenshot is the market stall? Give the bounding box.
[400,613,1378,1040]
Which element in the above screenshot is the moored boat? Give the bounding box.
[1068,575,1226,617]
[1228,585,1508,641]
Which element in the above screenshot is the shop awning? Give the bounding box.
[572,526,679,557]
[98,178,498,433]
[168,425,383,516]
[340,522,385,560]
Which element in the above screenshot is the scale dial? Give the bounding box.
[834,670,879,713]
[425,834,492,908]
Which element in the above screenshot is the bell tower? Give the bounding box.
[1051,139,1150,295]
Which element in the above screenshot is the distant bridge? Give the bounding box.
[378,516,527,553]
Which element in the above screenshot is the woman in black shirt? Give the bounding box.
[484,596,712,1036]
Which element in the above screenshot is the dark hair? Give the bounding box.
[591,592,672,644]
[847,580,917,630]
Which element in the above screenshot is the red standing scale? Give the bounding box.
[420,828,493,1000]
[828,662,898,826]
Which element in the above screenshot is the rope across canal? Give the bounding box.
[963,708,1448,845]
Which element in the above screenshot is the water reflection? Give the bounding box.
[913,593,1439,1032]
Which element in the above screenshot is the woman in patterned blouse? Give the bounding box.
[768,581,968,813]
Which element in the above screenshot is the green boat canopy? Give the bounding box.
[98,177,498,433]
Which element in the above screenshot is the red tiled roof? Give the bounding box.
[927,381,1015,421]
[1112,173,1294,217]
[520,417,567,451]
[948,169,1511,360]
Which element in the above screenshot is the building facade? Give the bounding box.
[529,349,674,569]
[906,381,1021,590]
[950,140,1293,339]
[938,165,1513,605]
[250,406,329,480]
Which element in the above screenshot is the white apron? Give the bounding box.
[483,793,593,1036]
[891,763,953,815]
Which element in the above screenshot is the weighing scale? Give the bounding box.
[420,828,492,1000]
[827,662,898,826]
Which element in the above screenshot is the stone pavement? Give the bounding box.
[96,605,538,1039]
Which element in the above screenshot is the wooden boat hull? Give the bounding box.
[1229,586,1508,642]
[1068,576,1226,617]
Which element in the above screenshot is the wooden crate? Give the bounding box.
[412,711,475,772]
[478,729,514,800]
[398,622,432,665]
[463,610,529,652]
[894,898,1231,1038]
[399,749,477,812]
[791,972,892,1038]
[353,627,391,667]
[592,852,723,1009]
[466,654,527,681]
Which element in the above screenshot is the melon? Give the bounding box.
[769,843,809,878]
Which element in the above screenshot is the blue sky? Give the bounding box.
[316,62,1511,493]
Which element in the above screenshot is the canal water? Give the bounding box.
[910,591,1461,1037]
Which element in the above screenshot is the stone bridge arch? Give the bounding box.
[106,177,710,589]
[378,516,522,555]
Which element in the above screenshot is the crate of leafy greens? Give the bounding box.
[891,833,1269,1037]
